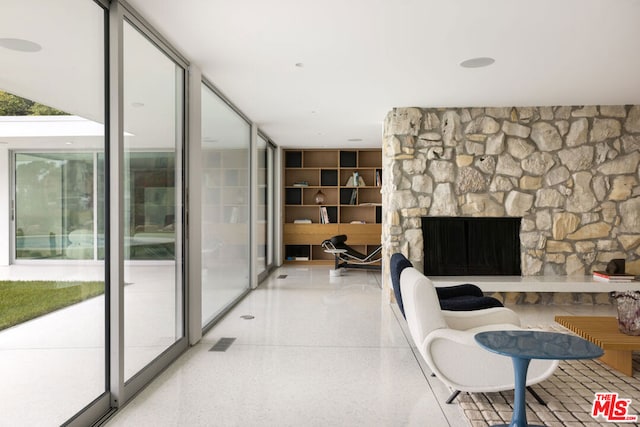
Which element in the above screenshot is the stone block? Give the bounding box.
[575,241,595,253]
[590,118,622,142]
[496,153,523,177]
[598,150,640,175]
[594,292,613,305]
[546,241,573,253]
[608,175,637,201]
[385,107,422,136]
[618,235,640,251]
[520,175,542,190]
[565,118,588,146]
[600,105,627,118]
[505,191,534,216]
[566,222,612,240]
[624,105,640,132]
[552,292,575,305]
[523,292,540,304]
[502,121,531,138]
[456,155,473,167]
[531,122,562,151]
[485,132,505,155]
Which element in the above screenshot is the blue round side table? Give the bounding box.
[475,330,603,427]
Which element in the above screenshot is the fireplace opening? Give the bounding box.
[422,217,521,276]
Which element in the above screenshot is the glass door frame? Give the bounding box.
[107,0,189,410]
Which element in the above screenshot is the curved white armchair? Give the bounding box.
[400,267,558,401]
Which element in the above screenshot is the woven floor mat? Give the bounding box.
[459,325,640,426]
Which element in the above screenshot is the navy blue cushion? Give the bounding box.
[390,252,504,315]
[436,283,484,299]
[390,253,413,318]
[439,295,504,311]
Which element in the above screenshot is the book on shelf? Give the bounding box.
[349,189,357,205]
[319,206,330,224]
[292,181,309,187]
[294,256,309,261]
[293,218,312,224]
[375,170,381,187]
[593,271,636,282]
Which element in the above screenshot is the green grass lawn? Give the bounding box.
[0,281,105,331]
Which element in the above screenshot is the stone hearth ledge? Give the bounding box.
[430,275,640,305]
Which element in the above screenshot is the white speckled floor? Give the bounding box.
[104,265,617,427]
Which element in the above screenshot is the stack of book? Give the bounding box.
[592,271,637,282]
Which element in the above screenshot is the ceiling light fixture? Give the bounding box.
[460,57,495,68]
[0,38,42,53]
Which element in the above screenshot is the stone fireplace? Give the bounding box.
[381,105,640,297]
[422,216,521,276]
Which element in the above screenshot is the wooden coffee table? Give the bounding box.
[555,316,640,376]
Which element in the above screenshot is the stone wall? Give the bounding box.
[381,105,640,295]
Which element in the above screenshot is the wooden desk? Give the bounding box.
[555,316,640,376]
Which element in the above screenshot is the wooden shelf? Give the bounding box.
[283,149,381,263]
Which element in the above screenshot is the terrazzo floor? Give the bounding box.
[104,265,626,427]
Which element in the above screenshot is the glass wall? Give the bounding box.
[1,1,275,423]
[201,83,251,326]
[0,0,106,424]
[15,152,100,260]
[122,20,184,380]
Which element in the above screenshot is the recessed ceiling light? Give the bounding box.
[347,138,363,142]
[0,38,42,53]
[460,57,495,68]
[65,142,73,145]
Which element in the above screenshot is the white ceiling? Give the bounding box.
[127,0,640,149]
[2,0,640,150]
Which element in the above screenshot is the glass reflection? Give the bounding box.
[123,21,183,380]
[0,0,106,423]
[201,84,251,326]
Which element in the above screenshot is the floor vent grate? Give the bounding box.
[209,337,236,352]
[277,275,287,279]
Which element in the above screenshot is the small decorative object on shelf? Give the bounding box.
[314,190,326,204]
[346,172,365,187]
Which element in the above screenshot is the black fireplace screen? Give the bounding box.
[422,217,521,276]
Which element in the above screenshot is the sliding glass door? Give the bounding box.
[0,0,107,425]
[122,19,185,380]
[201,83,251,326]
